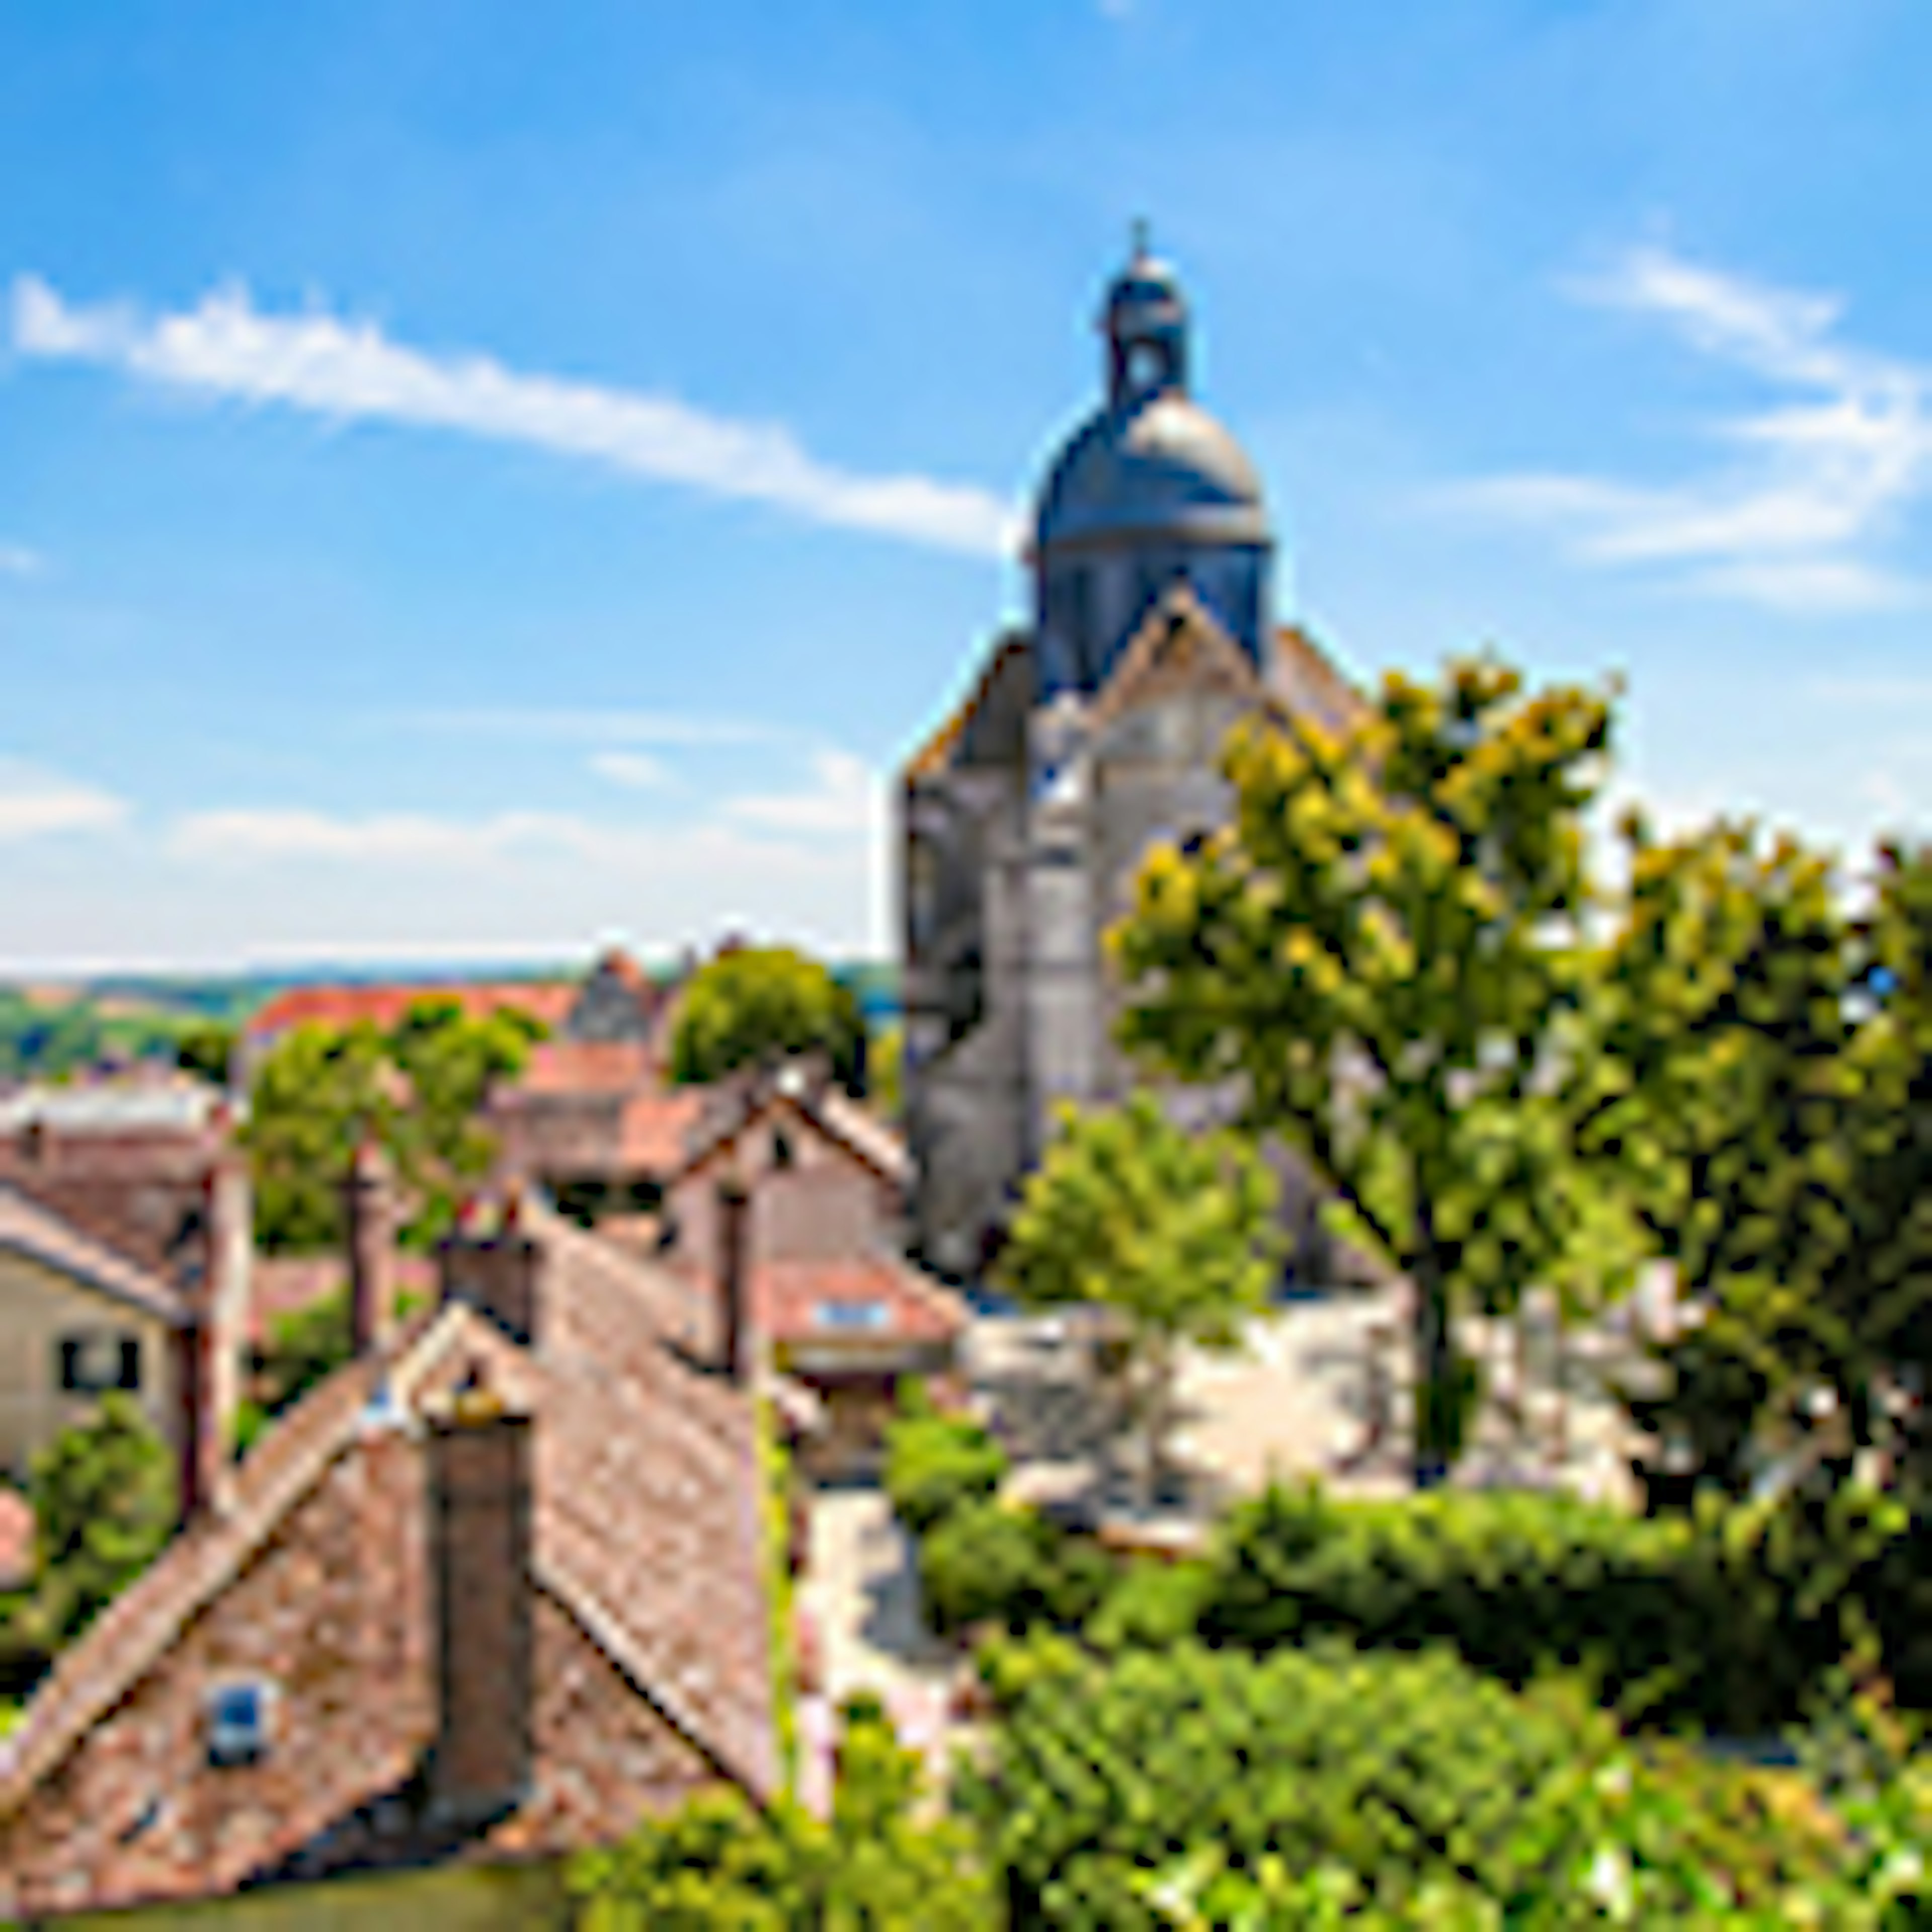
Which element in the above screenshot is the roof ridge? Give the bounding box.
[0,1184,188,1326]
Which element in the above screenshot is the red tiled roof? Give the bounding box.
[245,982,576,1043]
[512,1039,657,1097]
[0,1185,187,1325]
[618,1090,706,1171]
[755,1253,967,1348]
[0,1203,774,1854]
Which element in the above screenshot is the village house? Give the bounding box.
[661,1063,967,1476]
[0,1162,775,1926]
[0,1079,250,1494]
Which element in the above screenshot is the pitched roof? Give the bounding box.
[244,981,576,1043]
[904,632,1033,781]
[0,1184,188,1326]
[511,1038,657,1097]
[1086,580,1266,734]
[675,1071,910,1191]
[754,1252,967,1348]
[0,1202,775,1835]
[619,1089,708,1171]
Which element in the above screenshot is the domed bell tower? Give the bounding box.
[1031,229,1275,704]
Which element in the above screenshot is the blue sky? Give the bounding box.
[2,0,1930,972]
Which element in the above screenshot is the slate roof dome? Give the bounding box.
[1033,235,1270,556]
[1029,232,1276,696]
[1035,393,1268,552]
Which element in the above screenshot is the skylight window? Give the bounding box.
[816,1300,888,1332]
[204,1679,274,1768]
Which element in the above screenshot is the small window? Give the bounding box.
[771,1130,795,1171]
[57,1332,138,1396]
[205,1679,274,1768]
[816,1300,889,1333]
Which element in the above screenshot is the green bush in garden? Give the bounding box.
[917,1501,1053,1637]
[961,1638,1872,1929]
[1194,1476,1910,1736]
[1085,1557,1212,1656]
[882,1405,1009,1539]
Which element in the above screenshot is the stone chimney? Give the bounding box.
[427,1368,533,1824]
[439,1200,544,1347]
[717,1176,752,1385]
[177,1148,250,1523]
[346,1138,396,1356]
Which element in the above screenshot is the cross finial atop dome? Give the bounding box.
[1130,214,1151,262]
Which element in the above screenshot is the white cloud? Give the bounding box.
[1453,245,1932,612]
[588,749,673,789]
[10,275,1018,557]
[725,749,878,837]
[0,543,43,578]
[0,761,125,841]
[394,706,782,746]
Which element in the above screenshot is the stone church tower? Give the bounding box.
[900,239,1361,1279]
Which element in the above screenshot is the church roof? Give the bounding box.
[1034,390,1269,555]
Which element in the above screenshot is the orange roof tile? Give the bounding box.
[245,981,575,1042]
[755,1253,966,1347]
[513,1038,657,1096]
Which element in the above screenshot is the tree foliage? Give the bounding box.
[1110,658,1631,1483]
[243,1000,541,1254]
[567,1694,995,1930]
[995,1093,1281,1491]
[670,945,866,1092]
[1,1395,175,1684]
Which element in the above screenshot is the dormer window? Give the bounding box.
[205,1678,275,1768]
[816,1300,888,1333]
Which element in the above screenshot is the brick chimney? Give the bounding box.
[345,1138,396,1355]
[177,1149,250,1523]
[427,1369,533,1824]
[717,1176,752,1385]
[439,1201,543,1347]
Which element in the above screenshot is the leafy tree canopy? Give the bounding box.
[995,1092,1281,1493]
[243,1000,541,1255]
[670,945,865,1093]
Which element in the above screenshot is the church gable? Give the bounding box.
[1086,583,1265,741]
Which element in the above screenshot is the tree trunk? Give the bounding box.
[1413,1258,1454,1491]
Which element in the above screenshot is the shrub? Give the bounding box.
[918,1500,1049,1637]
[1085,1558,1211,1656]
[1195,1476,1910,1736]
[882,1410,1008,1539]
[960,1638,1861,1929]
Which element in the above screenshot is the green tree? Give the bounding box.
[242,1000,540,1255]
[567,1693,996,1930]
[670,945,866,1093]
[1110,658,1633,1484]
[0,1396,176,1680]
[995,1093,1281,1502]
[174,1019,237,1088]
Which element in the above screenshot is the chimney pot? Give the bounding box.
[346,1139,397,1356]
[717,1177,752,1385]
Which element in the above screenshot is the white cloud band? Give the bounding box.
[11,276,1017,558]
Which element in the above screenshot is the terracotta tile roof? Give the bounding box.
[0,1185,187,1326]
[0,1486,32,1590]
[513,1039,657,1097]
[676,1075,910,1191]
[245,981,575,1043]
[618,1090,707,1171]
[0,1205,774,1840]
[755,1252,967,1348]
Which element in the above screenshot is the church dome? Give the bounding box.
[1029,234,1275,698]
[1034,391,1269,553]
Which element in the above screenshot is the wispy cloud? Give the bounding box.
[0,760,125,841]
[725,748,876,837]
[1452,246,1932,612]
[391,706,784,747]
[0,543,44,578]
[588,749,673,790]
[10,275,1017,557]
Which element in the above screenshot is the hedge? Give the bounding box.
[1194,1476,1911,1736]
[959,1638,1876,1929]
